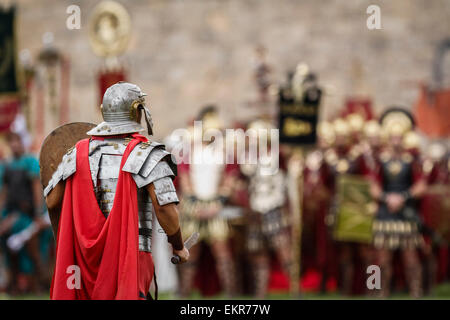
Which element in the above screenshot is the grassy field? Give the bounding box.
[2,283,450,300]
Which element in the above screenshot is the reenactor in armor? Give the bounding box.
[222,123,251,295]
[44,82,189,299]
[323,119,363,182]
[369,108,426,298]
[317,121,336,150]
[177,106,237,297]
[360,120,383,175]
[346,113,365,146]
[407,134,434,295]
[420,142,449,289]
[324,118,369,295]
[403,131,422,160]
[303,121,335,292]
[240,119,291,298]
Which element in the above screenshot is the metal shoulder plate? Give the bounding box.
[123,141,178,188]
[43,147,77,197]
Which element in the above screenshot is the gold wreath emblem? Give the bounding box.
[88,1,131,58]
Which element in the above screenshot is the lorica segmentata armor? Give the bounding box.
[44,137,179,252]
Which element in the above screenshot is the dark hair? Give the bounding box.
[197,105,217,121]
[5,131,22,143]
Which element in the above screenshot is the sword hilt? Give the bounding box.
[170,231,199,265]
[171,255,182,264]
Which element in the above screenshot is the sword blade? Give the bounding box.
[171,232,199,264]
[184,231,199,250]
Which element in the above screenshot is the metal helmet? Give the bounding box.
[87,82,153,136]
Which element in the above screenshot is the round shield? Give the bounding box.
[39,122,95,188]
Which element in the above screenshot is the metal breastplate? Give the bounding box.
[248,166,285,214]
[381,158,413,192]
[92,139,154,252]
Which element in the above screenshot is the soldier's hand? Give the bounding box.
[386,193,405,213]
[173,246,190,264]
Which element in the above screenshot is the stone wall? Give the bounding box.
[3,0,450,140]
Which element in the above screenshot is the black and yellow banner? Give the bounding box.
[0,6,18,94]
[278,87,321,145]
[0,6,20,133]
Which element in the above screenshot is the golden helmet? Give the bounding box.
[427,142,447,162]
[347,113,365,133]
[403,131,421,150]
[332,118,350,137]
[203,114,222,132]
[247,118,275,140]
[364,120,381,138]
[317,121,336,145]
[198,105,223,132]
[380,108,414,138]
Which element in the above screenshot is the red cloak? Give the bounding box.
[50,134,147,300]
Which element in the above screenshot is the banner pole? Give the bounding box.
[288,147,304,297]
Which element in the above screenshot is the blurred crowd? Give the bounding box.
[0,132,53,296]
[163,101,449,299]
[0,68,449,299]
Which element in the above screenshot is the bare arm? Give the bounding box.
[410,178,427,198]
[45,181,66,238]
[32,178,44,216]
[0,187,12,235]
[369,179,382,201]
[146,183,189,263]
[0,187,5,211]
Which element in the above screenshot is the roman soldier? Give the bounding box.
[323,118,368,295]
[177,106,237,297]
[403,131,422,160]
[44,82,189,300]
[346,113,365,145]
[360,120,383,175]
[420,142,449,288]
[369,108,426,298]
[239,119,290,298]
[302,121,334,292]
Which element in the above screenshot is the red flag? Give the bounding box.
[414,84,450,138]
[0,97,19,133]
